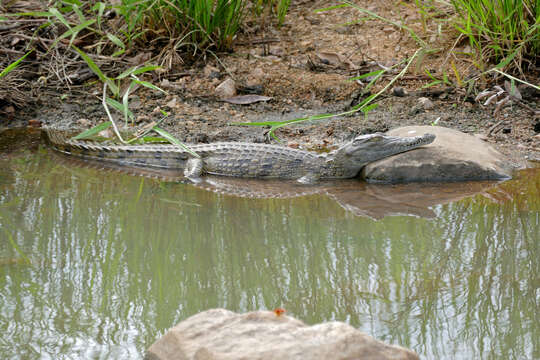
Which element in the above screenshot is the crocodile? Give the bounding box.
[45,129,435,183]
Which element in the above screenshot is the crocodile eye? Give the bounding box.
[355,134,382,144]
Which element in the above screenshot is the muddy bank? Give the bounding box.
[11,85,537,170]
[2,0,539,167]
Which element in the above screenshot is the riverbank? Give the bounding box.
[2,0,539,167]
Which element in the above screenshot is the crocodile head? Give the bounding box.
[333,132,436,174]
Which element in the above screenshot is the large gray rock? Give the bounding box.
[145,309,419,360]
[363,126,512,183]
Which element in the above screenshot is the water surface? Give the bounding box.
[0,129,538,359]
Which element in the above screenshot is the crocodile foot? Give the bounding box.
[185,158,203,182]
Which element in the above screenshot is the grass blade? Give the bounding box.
[131,79,166,93]
[152,126,200,158]
[105,97,135,119]
[52,19,96,48]
[349,70,384,81]
[72,121,112,140]
[0,50,33,78]
[106,33,125,49]
[49,7,71,29]
[73,45,119,96]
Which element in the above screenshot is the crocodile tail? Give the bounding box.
[44,128,72,146]
[44,127,107,158]
[44,127,188,169]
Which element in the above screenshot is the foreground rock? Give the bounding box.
[363,125,513,183]
[145,309,419,360]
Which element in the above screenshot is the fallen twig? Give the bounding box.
[487,120,505,137]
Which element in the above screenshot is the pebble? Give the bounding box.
[77,118,91,127]
[28,119,42,128]
[287,142,299,149]
[165,96,178,108]
[392,86,407,97]
[98,129,113,138]
[418,97,435,110]
[136,114,149,123]
[215,78,236,98]
[250,68,265,79]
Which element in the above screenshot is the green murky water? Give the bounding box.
[1,129,538,359]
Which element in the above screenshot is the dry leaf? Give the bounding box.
[504,80,522,101]
[222,95,272,105]
[317,52,342,66]
[317,52,358,70]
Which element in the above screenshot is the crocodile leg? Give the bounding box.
[297,172,320,184]
[184,158,204,181]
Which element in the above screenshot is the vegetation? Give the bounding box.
[0,0,538,140]
[450,0,539,74]
[238,0,540,137]
[0,0,290,93]
[0,0,290,141]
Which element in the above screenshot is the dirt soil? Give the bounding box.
[3,0,540,167]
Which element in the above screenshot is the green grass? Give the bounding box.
[450,0,540,73]
[114,0,289,51]
[121,0,246,51]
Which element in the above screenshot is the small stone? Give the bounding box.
[152,106,162,114]
[287,142,299,149]
[135,114,149,123]
[165,96,178,108]
[159,79,170,88]
[97,128,114,139]
[392,87,407,97]
[215,78,236,98]
[28,119,42,128]
[418,97,434,110]
[408,105,423,116]
[77,118,91,127]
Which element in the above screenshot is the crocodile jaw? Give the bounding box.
[335,132,436,173]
